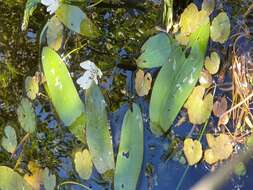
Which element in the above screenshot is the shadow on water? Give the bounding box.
[0,0,253,189]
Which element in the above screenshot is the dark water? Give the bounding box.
[0,0,253,190]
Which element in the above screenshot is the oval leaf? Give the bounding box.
[204,51,220,74]
[114,103,144,190]
[56,4,100,38]
[210,12,230,43]
[25,76,39,100]
[1,125,17,153]
[85,83,114,177]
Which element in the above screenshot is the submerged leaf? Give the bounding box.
[25,76,39,100]
[213,96,228,117]
[210,12,230,43]
[85,83,114,177]
[46,16,63,51]
[17,98,36,133]
[21,0,40,31]
[185,85,213,125]
[204,52,220,74]
[74,149,93,180]
[0,166,33,190]
[137,33,180,68]
[114,103,144,190]
[183,138,203,166]
[56,4,100,38]
[135,70,152,96]
[1,125,17,153]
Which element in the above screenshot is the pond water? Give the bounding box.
[0,0,253,190]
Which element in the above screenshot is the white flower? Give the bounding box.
[41,0,60,15]
[76,60,103,90]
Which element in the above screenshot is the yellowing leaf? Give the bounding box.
[202,0,215,15]
[179,3,209,36]
[210,12,230,43]
[204,52,220,74]
[183,138,203,166]
[185,85,213,124]
[204,134,233,164]
[199,69,212,88]
[135,70,152,96]
[24,162,56,190]
[74,149,93,180]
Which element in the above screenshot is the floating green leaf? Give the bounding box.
[85,83,114,177]
[0,166,33,190]
[42,168,56,190]
[114,103,144,190]
[42,47,85,127]
[1,125,17,153]
[25,76,39,100]
[17,98,36,133]
[204,51,220,74]
[46,16,63,51]
[74,149,93,180]
[149,22,210,135]
[56,4,100,38]
[210,12,230,43]
[22,0,40,31]
[137,33,181,68]
[184,85,213,125]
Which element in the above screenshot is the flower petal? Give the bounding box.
[41,0,54,6]
[76,72,93,89]
[80,60,98,71]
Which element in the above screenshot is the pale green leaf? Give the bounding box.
[202,0,215,15]
[1,125,17,153]
[42,168,56,190]
[210,12,230,43]
[85,83,114,178]
[204,51,220,74]
[17,98,36,133]
[25,76,39,100]
[114,103,144,190]
[56,4,100,38]
[183,138,203,166]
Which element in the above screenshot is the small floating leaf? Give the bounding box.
[25,76,39,100]
[0,166,33,190]
[185,85,213,125]
[202,0,215,15]
[46,16,63,51]
[42,168,56,190]
[135,70,152,96]
[1,125,17,153]
[204,134,233,164]
[213,96,227,117]
[199,70,213,88]
[210,12,230,43]
[137,33,179,68]
[204,52,220,74]
[74,149,93,180]
[183,138,203,166]
[85,83,114,177]
[56,4,100,38]
[234,162,247,176]
[42,47,85,127]
[21,0,40,31]
[17,98,36,133]
[114,103,144,190]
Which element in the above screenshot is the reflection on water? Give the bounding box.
[0,0,253,190]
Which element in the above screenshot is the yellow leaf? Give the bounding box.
[199,69,213,88]
[204,52,220,74]
[185,85,213,124]
[183,138,203,166]
[24,162,43,190]
[74,149,93,180]
[204,149,218,164]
